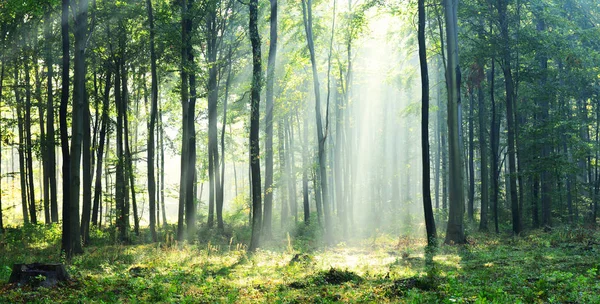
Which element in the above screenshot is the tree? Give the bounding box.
[443,0,465,244]
[495,0,520,234]
[248,0,262,252]
[263,0,278,239]
[147,0,159,242]
[44,9,58,224]
[301,0,332,242]
[419,0,437,246]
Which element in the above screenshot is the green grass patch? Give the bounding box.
[1,226,600,303]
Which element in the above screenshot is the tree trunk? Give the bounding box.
[302,0,331,243]
[302,109,310,224]
[418,0,437,246]
[185,0,197,241]
[115,54,129,243]
[14,67,29,225]
[497,0,521,234]
[468,91,475,221]
[81,89,92,244]
[207,4,219,230]
[444,0,465,244]
[220,49,233,232]
[60,0,73,254]
[278,120,288,227]
[44,13,58,224]
[177,0,189,241]
[160,103,167,227]
[478,81,489,231]
[66,0,88,257]
[92,70,111,227]
[263,0,278,239]
[146,0,158,242]
[490,60,500,234]
[248,0,262,251]
[122,57,138,237]
[24,40,37,225]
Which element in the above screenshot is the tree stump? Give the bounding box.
[8,263,70,288]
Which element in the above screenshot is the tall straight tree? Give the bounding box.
[92,67,111,227]
[419,0,437,246]
[44,10,58,223]
[263,0,278,238]
[178,0,191,241]
[62,0,88,258]
[496,0,520,234]
[443,0,465,244]
[206,0,220,229]
[184,0,197,241]
[248,0,262,252]
[146,0,159,242]
[301,0,331,242]
[60,0,72,255]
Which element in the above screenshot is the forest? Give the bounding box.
[1,0,600,302]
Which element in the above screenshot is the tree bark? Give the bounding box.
[478,81,489,231]
[497,0,521,234]
[92,69,111,227]
[263,0,278,239]
[146,0,158,242]
[248,0,262,251]
[418,0,437,246]
[23,38,37,225]
[444,0,465,244]
[44,13,58,224]
[302,0,331,243]
[65,0,87,257]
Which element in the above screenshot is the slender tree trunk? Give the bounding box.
[490,60,500,234]
[115,55,129,243]
[263,0,278,239]
[24,41,37,225]
[177,0,189,241]
[14,68,29,225]
[92,70,111,227]
[444,0,465,244]
[65,0,87,257]
[278,120,288,227]
[35,56,50,225]
[60,0,73,254]
[249,0,262,251]
[478,81,489,231]
[220,49,233,232]
[185,0,197,241]
[497,0,521,234]
[302,109,310,224]
[302,0,331,243]
[536,18,552,228]
[418,0,437,246]
[468,91,475,221]
[122,58,138,237]
[206,5,219,230]
[160,103,167,227]
[81,89,92,244]
[45,14,58,223]
[146,0,158,242]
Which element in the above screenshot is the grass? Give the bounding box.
[1,224,600,303]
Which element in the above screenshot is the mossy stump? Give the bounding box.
[8,263,70,288]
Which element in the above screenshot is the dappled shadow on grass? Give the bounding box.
[449,227,600,303]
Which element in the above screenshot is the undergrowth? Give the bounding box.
[0,224,599,303]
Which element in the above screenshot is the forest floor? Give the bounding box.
[1,224,600,303]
